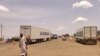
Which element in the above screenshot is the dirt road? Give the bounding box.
[0,38,100,56]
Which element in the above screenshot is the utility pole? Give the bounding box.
[0,24,3,38]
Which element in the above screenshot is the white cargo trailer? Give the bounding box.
[20,25,51,43]
[76,26,97,45]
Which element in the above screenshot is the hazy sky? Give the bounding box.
[0,0,100,38]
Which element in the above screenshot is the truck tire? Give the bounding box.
[47,38,51,41]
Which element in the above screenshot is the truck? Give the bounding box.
[20,25,52,43]
[75,26,97,45]
[51,34,58,39]
[97,31,100,41]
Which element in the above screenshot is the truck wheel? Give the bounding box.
[27,39,32,44]
[81,40,85,44]
[47,38,51,41]
[36,39,40,43]
[83,40,87,44]
[92,40,97,45]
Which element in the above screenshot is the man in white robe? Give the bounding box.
[19,34,27,56]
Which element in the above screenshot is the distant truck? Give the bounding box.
[51,34,57,39]
[20,25,51,43]
[75,26,97,45]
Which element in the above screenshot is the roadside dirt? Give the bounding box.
[0,38,100,56]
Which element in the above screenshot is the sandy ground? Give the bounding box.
[0,38,100,56]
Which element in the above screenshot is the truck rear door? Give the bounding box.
[91,27,97,39]
[84,27,91,39]
[20,26,31,37]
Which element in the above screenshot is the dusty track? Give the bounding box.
[0,38,100,56]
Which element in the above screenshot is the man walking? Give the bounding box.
[19,33,28,56]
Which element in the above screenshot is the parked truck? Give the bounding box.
[97,31,100,41]
[75,26,97,45]
[20,25,51,43]
[51,34,58,39]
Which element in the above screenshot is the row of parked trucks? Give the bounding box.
[20,25,99,45]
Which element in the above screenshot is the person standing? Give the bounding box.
[19,33,28,56]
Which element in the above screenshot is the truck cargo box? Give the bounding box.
[20,25,51,43]
[76,26,97,45]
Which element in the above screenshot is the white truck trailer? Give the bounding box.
[20,25,51,43]
[75,26,97,45]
